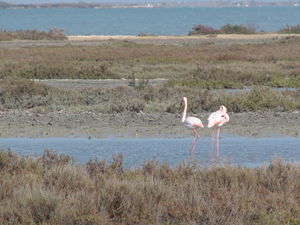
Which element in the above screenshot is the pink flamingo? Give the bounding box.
[208,105,230,157]
[181,97,204,155]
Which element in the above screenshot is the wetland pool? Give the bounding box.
[0,136,299,168]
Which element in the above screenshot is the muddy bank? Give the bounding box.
[0,110,299,139]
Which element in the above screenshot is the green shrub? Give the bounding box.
[219,24,256,34]
[218,86,299,112]
[268,74,300,88]
[0,29,67,41]
[278,24,300,34]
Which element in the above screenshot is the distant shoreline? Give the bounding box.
[67,34,300,41]
[1,2,300,9]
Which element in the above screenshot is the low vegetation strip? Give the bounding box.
[188,23,300,35]
[0,29,67,41]
[0,79,299,113]
[0,150,299,225]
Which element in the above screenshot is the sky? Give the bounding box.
[4,0,173,3]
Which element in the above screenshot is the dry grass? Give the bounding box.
[0,150,299,225]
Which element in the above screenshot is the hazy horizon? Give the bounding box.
[3,0,298,4]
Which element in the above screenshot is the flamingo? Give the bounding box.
[181,97,204,155]
[208,105,230,157]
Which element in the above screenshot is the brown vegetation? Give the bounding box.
[0,150,299,225]
[188,25,218,35]
[0,36,299,113]
[0,37,299,89]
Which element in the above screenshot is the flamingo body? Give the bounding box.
[181,97,204,155]
[208,105,229,157]
[183,116,204,129]
[208,111,229,128]
[208,105,229,128]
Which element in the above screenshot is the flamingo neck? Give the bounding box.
[181,100,187,123]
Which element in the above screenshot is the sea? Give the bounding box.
[0,6,300,35]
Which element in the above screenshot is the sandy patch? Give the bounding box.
[67,34,300,41]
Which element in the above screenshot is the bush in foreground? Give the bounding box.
[0,150,299,225]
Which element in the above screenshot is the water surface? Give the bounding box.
[0,136,299,168]
[1,7,300,35]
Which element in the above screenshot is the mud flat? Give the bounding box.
[0,110,299,139]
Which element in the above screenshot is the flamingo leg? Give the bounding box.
[189,136,196,155]
[194,128,200,139]
[211,128,215,154]
[216,127,220,157]
[189,129,199,156]
[193,129,200,155]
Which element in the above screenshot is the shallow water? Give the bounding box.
[0,136,299,168]
[210,87,299,93]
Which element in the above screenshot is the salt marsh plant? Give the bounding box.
[0,79,299,113]
[0,150,299,225]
